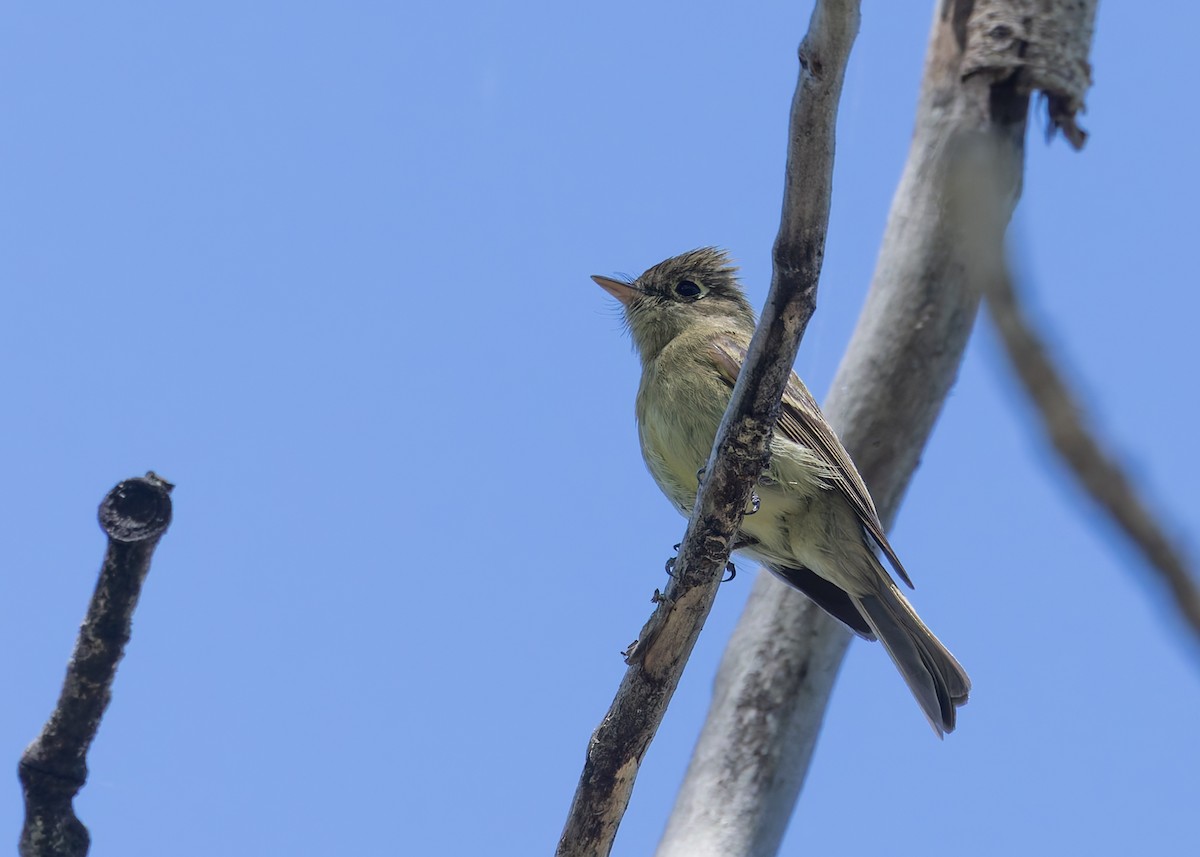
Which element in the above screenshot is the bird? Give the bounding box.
[592,247,970,735]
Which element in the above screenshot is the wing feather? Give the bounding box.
[706,336,914,589]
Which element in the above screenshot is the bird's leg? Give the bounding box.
[746,467,780,516]
[720,534,759,582]
[664,542,682,577]
[667,541,736,582]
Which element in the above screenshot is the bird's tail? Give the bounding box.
[855,582,970,736]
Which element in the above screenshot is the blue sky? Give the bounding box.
[2,3,1197,855]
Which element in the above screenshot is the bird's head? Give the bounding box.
[592,247,756,363]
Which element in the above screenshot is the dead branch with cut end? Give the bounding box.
[19,473,174,857]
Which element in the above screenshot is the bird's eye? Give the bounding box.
[674,280,703,299]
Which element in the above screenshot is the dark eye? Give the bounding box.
[674,280,702,298]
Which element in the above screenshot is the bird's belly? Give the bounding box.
[738,483,819,564]
[635,363,857,585]
[640,414,831,572]
[637,403,717,515]
[738,480,877,596]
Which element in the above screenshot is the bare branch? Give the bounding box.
[19,473,174,857]
[556,3,861,855]
[657,0,1096,852]
[984,269,1200,642]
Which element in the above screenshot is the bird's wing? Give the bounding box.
[706,335,914,589]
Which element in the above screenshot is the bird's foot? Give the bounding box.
[664,542,682,577]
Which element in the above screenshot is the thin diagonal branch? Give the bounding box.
[555,3,861,855]
[985,270,1200,642]
[19,473,174,857]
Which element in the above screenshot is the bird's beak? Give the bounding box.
[591,274,640,307]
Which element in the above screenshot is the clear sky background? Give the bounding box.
[2,3,1197,855]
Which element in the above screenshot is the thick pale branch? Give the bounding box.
[19,473,174,857]
[961,0,1096,148]
[656,0,1103,852]
[985,271,1200,642]
[555,3,861,855]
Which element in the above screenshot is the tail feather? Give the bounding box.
[768,564,876,640]
[855,584,970,736]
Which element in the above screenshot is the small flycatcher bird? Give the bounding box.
[592,247,970,735]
